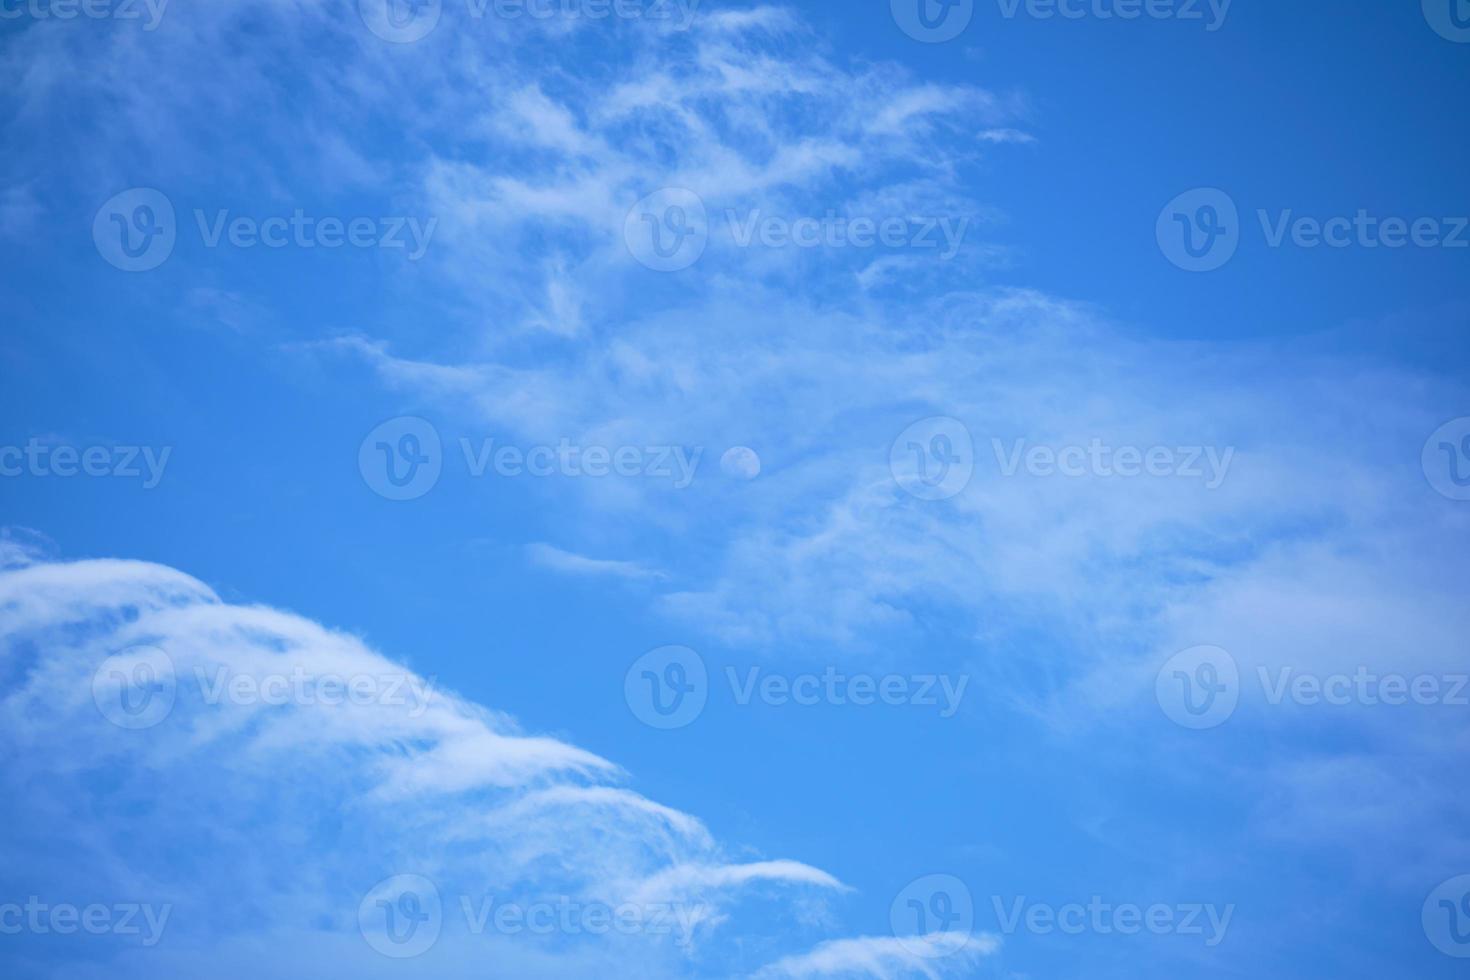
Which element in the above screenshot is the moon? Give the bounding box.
[720,446,762,480]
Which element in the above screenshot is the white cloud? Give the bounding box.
[0,552,845,976]
[527,542,666,581]
[629,860,849,906]
[9,0,1467,922]
[696,6,802,36]
[976,128,1037,144]
[756,932,1000,978]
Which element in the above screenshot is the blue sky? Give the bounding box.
[1,1,1468,977]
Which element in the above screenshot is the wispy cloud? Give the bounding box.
[527,543,667,581]
[977,127,1037,144]
[0,552,844,976]
[756,932,1000,978]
